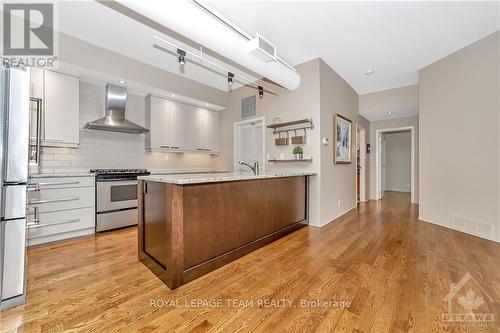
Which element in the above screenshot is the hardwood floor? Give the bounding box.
[1,195,499,332]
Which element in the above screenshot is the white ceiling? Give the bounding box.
[56,1,257,93]
[210,1,500,94]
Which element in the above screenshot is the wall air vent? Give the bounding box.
[248,33,277,62]
[451,216,495,240]
[241,96,256,118]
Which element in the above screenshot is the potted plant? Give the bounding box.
[293,146,303,160]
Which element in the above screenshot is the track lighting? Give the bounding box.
[228,72,234,85]
[258,85,264,99]
[177,49,186,65]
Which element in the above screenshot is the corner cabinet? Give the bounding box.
[30,68,80,148]
[145,95,220,154]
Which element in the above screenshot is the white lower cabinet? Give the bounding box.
[27,176,95,246]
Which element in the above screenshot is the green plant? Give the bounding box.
[293,146,303,155]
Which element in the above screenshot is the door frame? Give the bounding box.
[375,126,415,203]
[233,116,266,172]
[355,125,367,202]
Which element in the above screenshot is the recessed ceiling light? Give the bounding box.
[119,80,126,84]
[171,94,175,98]
[386,111,393,115]
[365,69,375,76]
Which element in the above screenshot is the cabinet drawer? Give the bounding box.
[27,207,95,239]
[30,176,95,189]
[28,186,94,213]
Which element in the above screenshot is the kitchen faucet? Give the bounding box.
[238,161,259,175]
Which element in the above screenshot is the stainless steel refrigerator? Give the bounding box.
[0,62,30,311]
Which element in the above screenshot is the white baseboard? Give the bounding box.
[28,227,95,247]
[418,216,499,244]
[320,205,357,228]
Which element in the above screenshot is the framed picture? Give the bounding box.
[334,113,352,164]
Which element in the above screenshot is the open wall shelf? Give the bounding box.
[268,158,313,163]
[267,118,313,130]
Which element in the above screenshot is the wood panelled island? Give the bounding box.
[137,172,314,289]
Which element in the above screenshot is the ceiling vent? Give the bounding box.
[248,34,277,62]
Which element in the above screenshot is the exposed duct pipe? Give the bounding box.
[118,0,301,90]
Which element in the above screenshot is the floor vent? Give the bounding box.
[451,216,494,240]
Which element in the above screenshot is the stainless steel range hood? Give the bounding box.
[84,84,148,134]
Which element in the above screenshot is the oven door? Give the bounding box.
[97,180,138,212]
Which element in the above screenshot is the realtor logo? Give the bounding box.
[3,3,54,56]
[441,272,495,327]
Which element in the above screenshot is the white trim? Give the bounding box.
[233,116,266,172]
[418,216,499,244]
[356,125,367,203]
[375,126,416,204]
[320,205,357,227]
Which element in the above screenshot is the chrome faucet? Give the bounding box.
[238,161,259,175]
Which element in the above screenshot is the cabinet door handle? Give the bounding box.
[204,148,211,152]
[36,181,80,187]
[28,197,80,205]
[196,148,204,151]
[27,218,80,229]
[161,145,170,149]
[45,138,64,142]
[170,146,179,149]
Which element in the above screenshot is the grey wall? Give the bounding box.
[383,131,411,193]
[59,33,228,107]
[369,116,419,202]
[214,59,322,225]
[215,58,370,227]
[39,81,216,174]
[359,85,419,121]
[419,31,499,242]
[319,59,370,223]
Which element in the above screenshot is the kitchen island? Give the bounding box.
[137,172,314,289]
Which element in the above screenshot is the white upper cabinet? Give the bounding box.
[145,95,220,154]
[186,107,205,152]
[168,101,187,150]
[146,95,170,150]
[33,69,80,147]
[203,110,220,153]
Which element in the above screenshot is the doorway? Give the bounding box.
[375,126,415,203]
[355,125,366,203]
[234,117,265,173]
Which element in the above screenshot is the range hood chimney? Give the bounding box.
[84,84,148,134]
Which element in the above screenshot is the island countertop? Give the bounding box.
[138,171,316,185]
[137,172,312,289]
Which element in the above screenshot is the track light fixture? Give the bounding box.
[258,85,264,99]
[227,72,234,85]
[177,49,186,65]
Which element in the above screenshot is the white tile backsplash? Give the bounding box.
[38,81,216,174]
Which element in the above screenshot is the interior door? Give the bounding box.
[235,119,264,173]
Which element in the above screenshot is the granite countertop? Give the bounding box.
[30,172,95,178]
[149,170,228,175]
[138,172,316,185]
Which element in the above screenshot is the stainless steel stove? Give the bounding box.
[91,168,150,232]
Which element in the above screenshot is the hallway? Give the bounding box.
[1,200,499,332]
